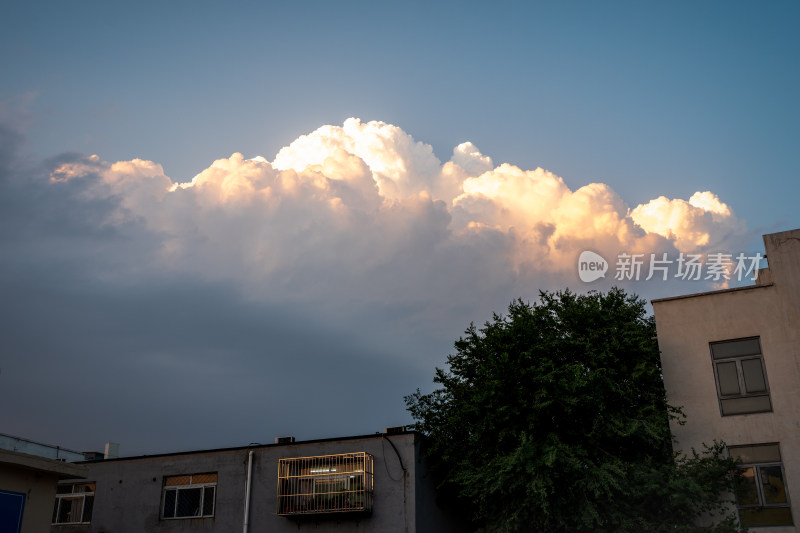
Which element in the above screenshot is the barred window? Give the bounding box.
[52,483,95,525]
[161,473,217,519]
[277,452,374,516]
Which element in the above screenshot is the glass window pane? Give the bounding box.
[56,496,83,523]
[760,466,788,504]
[163,489,176,518]
[739,506,793,527]
[203,486,215,516]
[192,473,217,484]
[730,444,781,464]
[68,496,83,523]
[716,361,741,395]
[82,495,94,522]
[734,467,760,506]
[721,395,772,415]
[56,484,73,494]
[741,358,767,393]
[77,483,95,493]
[712,338,761,359]
[176,487,202,517]
[165,475,191,486]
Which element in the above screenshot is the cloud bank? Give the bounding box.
[51,118,747,287]
[2,117,751,455]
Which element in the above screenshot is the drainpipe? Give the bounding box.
[243,450,254,533]
[382,434,409,533]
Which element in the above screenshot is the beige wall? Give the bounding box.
[0,449,87,533]
[653,229,800,533]
[1,463,60,533]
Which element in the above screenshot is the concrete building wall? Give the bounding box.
[413,448,467,533]
[653,229,800,532]
[51,432,457,533]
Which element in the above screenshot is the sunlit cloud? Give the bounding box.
[630,191,746,251]
[49,118,748,289]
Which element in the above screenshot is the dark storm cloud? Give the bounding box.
[0,125,424,456]
[1,271,420,454]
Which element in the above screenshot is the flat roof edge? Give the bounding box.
[0,432,84,456]
[0,448,88,478]
[651,282,774,304]
[80,431,417,464]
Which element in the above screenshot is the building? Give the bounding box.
[50,428,459,533]
[653,228,800,531]
[0,435,88,533]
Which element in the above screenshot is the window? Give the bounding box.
[276,452,374,516]
[710,337,771,415]
[161,473,216,519]
[52,483,94,525]
[730,444,793,527]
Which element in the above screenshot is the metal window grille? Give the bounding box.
[52,483,95,524]
[277,452,374,516]
[161,473,217,519]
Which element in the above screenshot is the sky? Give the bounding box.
[1,1,798,456]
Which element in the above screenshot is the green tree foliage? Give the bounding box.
[406,289,744,532]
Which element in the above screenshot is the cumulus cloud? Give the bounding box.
[48,118,748,292]
[630,191,746,252]
[272,118,442,201]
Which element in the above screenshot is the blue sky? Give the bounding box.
[1,1,798,455]
[5,1,798,221]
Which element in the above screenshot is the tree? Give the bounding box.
[406,288,744,533]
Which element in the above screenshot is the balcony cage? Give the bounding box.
[277,452,374,516]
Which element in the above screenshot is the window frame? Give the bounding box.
[160,473,217,520]
[730,444,793,527]
[710,337,772,416]
[52,482,95,525]
[276,452,374,516]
